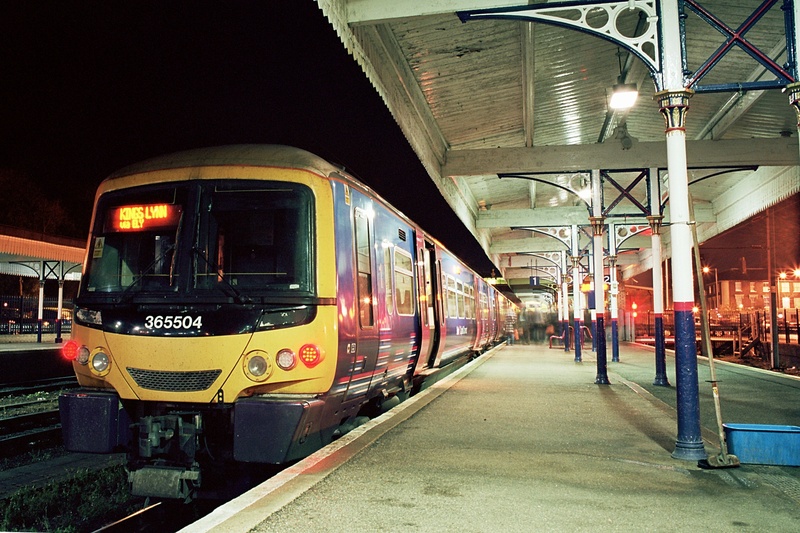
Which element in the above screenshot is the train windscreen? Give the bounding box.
[195,183,313,293]
[83,181,314,298]
[85,186,185,293]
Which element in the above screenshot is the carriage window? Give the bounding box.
[456,281,465,318]
[446,275,457,318]
[355,209,374,327]
[394,248,415,316]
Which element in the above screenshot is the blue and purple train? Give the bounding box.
[58,145,512,500]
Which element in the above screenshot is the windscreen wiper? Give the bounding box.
[116,243,176,303]
[191,246,252,304]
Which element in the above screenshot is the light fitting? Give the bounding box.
[609,83,639,110]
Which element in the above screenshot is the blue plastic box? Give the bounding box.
[723,424,800,466]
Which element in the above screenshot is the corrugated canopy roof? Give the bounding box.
[0,225,85,279]
[320,0,800,303]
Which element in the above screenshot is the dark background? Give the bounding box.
[0,1,796,280]
[0,1,497,274]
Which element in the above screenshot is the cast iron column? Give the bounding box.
[648,213,670,386]
[607,223,619,363]
[561,250,571,351]
[590,213,609,385]
[658,89,704,460]
[570,252,583,363]
[659,0,704,461]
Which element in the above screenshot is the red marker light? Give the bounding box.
[298,344,322,368]
[62,340,79,361]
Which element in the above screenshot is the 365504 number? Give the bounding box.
[144,315,203,330]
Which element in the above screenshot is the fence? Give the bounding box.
[636,309,799,346]
[0,295,73,335]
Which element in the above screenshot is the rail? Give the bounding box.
[0,409,62,456]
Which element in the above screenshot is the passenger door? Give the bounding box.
[343,206,379,401]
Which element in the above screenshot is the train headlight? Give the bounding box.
[299,344,323,368]
[75,307,102,326]
[89,348,111,376]
[63,341,91,365]
[243,350,272,382]
[76,346,90,365]
[275,349,296,371]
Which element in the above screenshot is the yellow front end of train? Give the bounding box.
[67,305,339,404]
[59,146,345,500]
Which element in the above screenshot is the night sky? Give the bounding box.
[1,2,796,279]
[0,1,498,275]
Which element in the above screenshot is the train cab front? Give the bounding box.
[59,170,339,501]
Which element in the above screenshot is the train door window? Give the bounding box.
[394,248,415,316]
[355,209,374,327]
[466,286,474,319]
[423,247,436,327]
[440,275,447,318]
[383,247,394,314]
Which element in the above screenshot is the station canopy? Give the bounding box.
[319,0,800,304]
[0,225,84,280]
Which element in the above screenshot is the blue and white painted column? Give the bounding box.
[789,0,800,160]
[37,260,45,344]
[648,205,669,386]
[590,170,609,384]
[608,223,619,363]
[561,250,571,351]
[659,0,704,461]
[782,0,800,367]
[570,225,583,363]
[588,253,597,353]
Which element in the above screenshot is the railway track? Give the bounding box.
[0,376,73,459]
[93,499,222,532]
[0,376,77,397]
[0,408,62,457]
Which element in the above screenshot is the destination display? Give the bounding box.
[105,204,182,232]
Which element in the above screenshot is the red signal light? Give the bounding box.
[62,340,79,361]
[298,344,322,368]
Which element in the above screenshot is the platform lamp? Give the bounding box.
[608,48,639,110]
[702,266,718,309]
[777,270,799,309]
[609,83,639,110]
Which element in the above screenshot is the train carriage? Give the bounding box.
[59,145,511,500]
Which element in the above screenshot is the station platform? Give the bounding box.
[182,342,800,532]
[0,333,64,351]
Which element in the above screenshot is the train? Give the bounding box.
[58,145,513,501]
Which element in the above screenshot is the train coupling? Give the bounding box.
[130,413,203,501]
[136,413,200,459]
[129,465,201,502]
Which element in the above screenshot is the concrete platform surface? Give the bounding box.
[181,343,800,532]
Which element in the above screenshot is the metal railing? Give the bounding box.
[0,295,73,335]
[635,309,798,347]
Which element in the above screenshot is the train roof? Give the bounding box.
[106,144,342,180]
